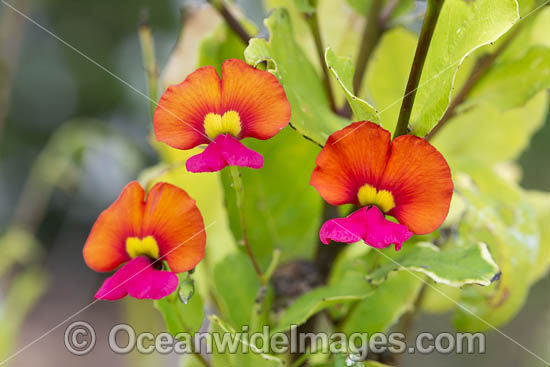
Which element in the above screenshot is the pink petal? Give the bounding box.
[319,206,412,251]
[95,256,178,300]
[362,206,412,250]
[186,134,263,173]
[320,208,367,244]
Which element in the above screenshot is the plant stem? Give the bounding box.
[352,0,384,96]
[394,0,445,138]
[394,284,427,365]
[0,0,29,142]
[208,0,251,44]
[138,12,159,122]
[425,21,524,140]
[314,202,342,281]
[305,11,338,113]
[229,165,264,283]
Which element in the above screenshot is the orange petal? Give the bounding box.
[142,183,206,273]
[310,122,391,206]
[154,66,221,149]
[83,182,144,272]
[221,59,291,140]
[381,135,453,234]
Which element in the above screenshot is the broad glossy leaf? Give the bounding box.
[526,190,550,282]
[210,315,284,367]
[244,8,347,145]
[213,252,260,328]
[432,91,547,165]
[468,47,550,110]
[409,0,519,136]
[367,0,519,135]
[274,284,370,333]
[342,271,423,335]
[325,47,379,122]
[452,167,539,331]
[367,242,499,287]
[154,287,204,335]
[221,121,323,263]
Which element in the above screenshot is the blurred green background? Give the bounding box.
[0,0,548,366]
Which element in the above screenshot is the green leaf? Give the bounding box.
[409,0,519,136]
[342,271,423,335]
[213,252,260,328]
[368,1,519,135]
[367,242,500,287]
[468,47,550,110]
[325,47,379,122]
[421,283,462,314]
[244,8,347,145]
[432,91,548,165]
[526,190,550,282]
[452,166,539,331]
[221,128,322,263]
[210,315,284,367]
[274,284,370,333]
[154,288,204,335]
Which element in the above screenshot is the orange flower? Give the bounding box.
[83,181,206,300]
[154,59,291,172]
[310,122,453,250]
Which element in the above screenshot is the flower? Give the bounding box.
[83,181,206,300]
[153,59,291,173]
[310,121,453,251]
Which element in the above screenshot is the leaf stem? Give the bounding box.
[304,11,338,113]
[138,11,159,122]
[207,0,251,44]
[229,165,264,283]
[394,0,444,138]
[352,0,385,96]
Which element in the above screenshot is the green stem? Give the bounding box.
[262,248,281,284]
[208,0,251,44]
[138,14,159,122]
[352,0,384,96]
[305,11,338,113]
[229,165,264,283]
[394,0,444,138]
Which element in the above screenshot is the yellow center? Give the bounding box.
[357,183,396,213]
[203,110,242,139]
[126,236,160,259]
